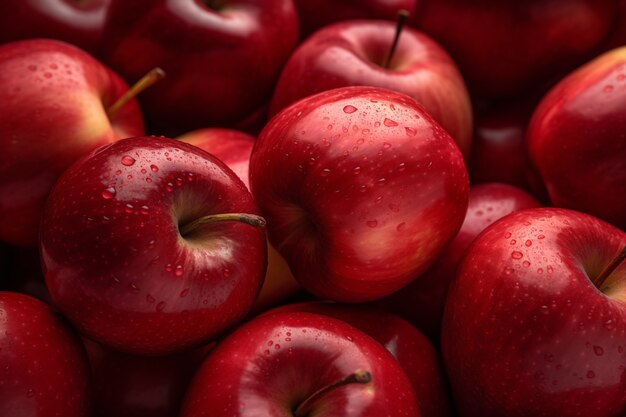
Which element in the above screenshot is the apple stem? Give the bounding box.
[179,213,266,237]
[596,246,626,292]
[383,9,410,69]
[293,370,371,417]
[107,67,166,118]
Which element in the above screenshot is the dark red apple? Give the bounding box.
[442,208,626,416]
[180,311,420,416]
[40,136,267,354]
[0,291,91,417]
[250,86,469,302]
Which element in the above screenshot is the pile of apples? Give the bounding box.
[0,1,624,416]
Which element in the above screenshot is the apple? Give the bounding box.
[527,47,626,230]
[378,183,542,341]
[415,0,618,98]
[250,86,469,302]
[269,19,473,158]
[178,128,302,311]
[0,291,91,417]
[0,38,145,247]
[40,136,268,355]
[0,0,111,55]
[101,0,299,134]
[180,311,420,416]
[442,208,626,416]
[266,301,452,417]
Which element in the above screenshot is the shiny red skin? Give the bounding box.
[527,47,626,230]
[379,183,541,341]
[415,0,618,99]
[0,39,144,247]
[0,292,91,417]
[40,136,267,355]
[250,86,469,302]
[180,311,420,417]
[0,0,110,55]
[84,339,211,417]
[270,20,473,159]
[101,0,299,134]
[442,208,626,417]
[267,302,451,417]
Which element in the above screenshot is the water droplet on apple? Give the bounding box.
[505,232,512,238]
[346,336,353,341]
[140,205,150,215]
[180,288,189,298]
[537,268,544,274]
[396,222,406,232]
[405,127,417,136]
[175,265,184,277]
[537,234,545,240]
[166,183,174,192]
[389,203,400,212]
[44,72,52,79]
[26,389,34,398]
[128,282,139,293]
[320,168,331,177]
[603,85,614,93]
[125,203,135,213]
[593,346,604,356]
[586,370,595,379]
[383,118,398,127]
[382,142,391,149]
[223,268,230,277]
[274,344,281,350]
[101,187,116,199]
[121,155,136,166]
[343,105,357,114]
[510,239,517,245]
[525,240,532,247]
[150,165,159,172]
[366,220,378,228]
[604,319,615,331]
[156,301,166,312]
[146,294,155,303]
[352,166,361,175]
[503,267,514,275]
[522,261,531,268]
[511,251,523,259]
[540,305,549,314]
[374,121,381,127]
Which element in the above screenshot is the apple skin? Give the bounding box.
[415,0,618,99]
[269,20,473,158]
[177,128,302,311]
[266,302,451,417]
[0,0,111,55]
[180,311,420,417]
[40,136,267,355]
[378,183,541,341]
[527,47,626,231]
[442,208,626,417]
[0,39,144,247]
[101,0,299,134]
[250,86,469,302]
[0,291,91,417]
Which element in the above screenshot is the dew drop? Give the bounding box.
[511,251,523,259]
[343,105,357,114]
[320,168,331,177]
[537,234,545,240]
[525,240,533,247]
[44,72,52,79]
[26,389,34,398]
[165,264,173,273]
[145,178,152,183]
[128,282,139,293]
[586,370,595,379]
[352,166,361,175]
[150,164,159,172]
[396,222,406,232]
[374,121,381,127]
[146,294,156,303]
[405,127,417,136]
[267,340,273,347]
[175,265,184,277]
[382,142,391,149]
[125,204,135,213]
[101,187,116,199]
[166,183,174,192]
[180,288,190,298]
[140,205,150,215]
[274,344,281,350]
[522,260,531,268]
[604,319,615,331]
[366,220,378,228]
[156,301,166,312]
[121,155,136,166]
[383,118,398,127]
[505,232,512,238]
[503,267,514,275]
[389,203,400,212]
[603,85,614,93]
[593,346,604,356]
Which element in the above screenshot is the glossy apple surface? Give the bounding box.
[101,0,299,134]
[180,311,420,417]
[270,20,473,158]
[0,39,143,247]
[416,0,618,98]
[442,208,626,416]
[250,86,469,302]
[0,291,91,417]
[527,47,626,230]
[379,183,541,341]
[40,136,267,354]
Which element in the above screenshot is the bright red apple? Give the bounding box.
[270,19,473,158]
[0,291,91,417]
[527,47,626,230]
[378,183,542,341]
[40,136,267,355]
[0,39,144,247]
[101,0,299,134]
[442,208,626,416]
[250,86,469,302]
[180,311,420,417]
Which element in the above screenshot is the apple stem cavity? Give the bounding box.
[383,9,410,69]
[107,67,166,118]
[293,370,372,417]
[179,213,266,237]
[596,246,626,293]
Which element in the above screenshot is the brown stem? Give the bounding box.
[179,213,266,237]
[383,9,410,69]
[596,246,626,292]
[293,370,371,417]
[107,67,165,118]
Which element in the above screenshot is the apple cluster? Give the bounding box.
[0,1,624,417]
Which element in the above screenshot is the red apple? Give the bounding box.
[269,19,473,158]
[40,136,267,355]
[379,183,541,341]
[0,0,111,55]
[177,128,302,311]
[0,291,91,417]
[0,39,144,247]
[180,311,420,416]
[267,301,451,417]
[442,208,626,416]
[527,47,626,230]
[101,0,299,134]
[250,86,469,302]
[415,0,618,98]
